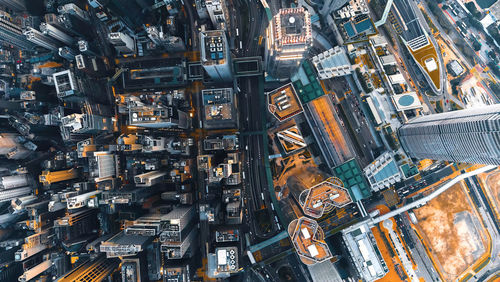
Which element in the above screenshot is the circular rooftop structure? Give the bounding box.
[392,92,422,111]
[397,94,415,107]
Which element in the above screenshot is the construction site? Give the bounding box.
[412,181,488,281]
[480,168,500,221]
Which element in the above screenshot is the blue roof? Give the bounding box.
[354,18,372,33]
[373,159,399,183]
[344,23,355,37]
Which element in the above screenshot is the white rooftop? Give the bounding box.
[424,58,437,72]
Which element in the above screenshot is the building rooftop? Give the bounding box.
[299,177,352,218]
[288,217,332,265]
[202,88,237,129]
[277,125,307,154]
[333,159,371,201]
[273,8,312,49]
[200,30,227,65]
[343,223,388,281]
[267,83,303,122]
[364,152,402,192]
[312,46,352,79]
[391,92,422,111]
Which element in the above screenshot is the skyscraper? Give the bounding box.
[0,0,26,12]
[0,11,36,50]
[265,7,312,79]
[398,105,500,165]
[200,29,233,82]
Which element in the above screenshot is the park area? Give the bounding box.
[413,182,488,281]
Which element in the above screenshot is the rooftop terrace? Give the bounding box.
[288,217,332,265]
[299,177,352,218]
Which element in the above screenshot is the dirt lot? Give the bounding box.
[413,182,487,281]
[482,169,500,220]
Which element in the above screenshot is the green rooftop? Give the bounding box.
[334,159,371,201]
[292,60,325,104]
[400,163,419,179]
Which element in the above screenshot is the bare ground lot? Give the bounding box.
[413,182,487,281]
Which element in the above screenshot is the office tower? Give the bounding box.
[343,223,388,281]
[161,227,197,259]
[108,32,136,55]
[23,27,61,51]
[208,247,238,278]
[39,23,76,46]
[160,206,197,259]
[202,88,238,129]
[398,105,500,165]
[205,0,228,30]
[0,186,31,202]
[54,208,99,250]
[312,46,352,79]
[15,231,51,261]
[0,133,31,160]
[65,190,101,209]
[134,171,167,187]
[78,40,97,56]
[121,258,142,282]
[316,0,350,15]
[393,0,443,95]
[18,256,53,282]
[159,206,195,239]
[128,103,190,129]
[0,0,26,12]
[100,231,151,257]
[0,11,36,50]
[146,26,186,52]
[57,14,92,38]
[57,4,90,22]
[59,113,112,141]
[0,174,29,190]
[52,70,80,100]
[39,168,78,185]
[88,152,118,182]
[265,8,312,79]
[56,256,120,282]
[200,30,233,82]
[58,47,77,61]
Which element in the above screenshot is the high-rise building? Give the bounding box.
[108,32,136,55]
[147,26,186,52]
[39,169,79,185]
[265,8,312,79]
[134,171,166,187]
[398,105,500,165]
[312,46,352,79]
[205,0,228,30]
[392,0,443,95]
[23,27,61,51]
[128,103,190,129]
[0,133,31,160]
[58,47,77,61]
[59,113,112,141]
[200,30,233,82]
[57,4,90,22]
[0,11,36,50]
[316,0,350,15]
[56,256,119,282]
[0,0,26,12]
[39,23,76,46]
